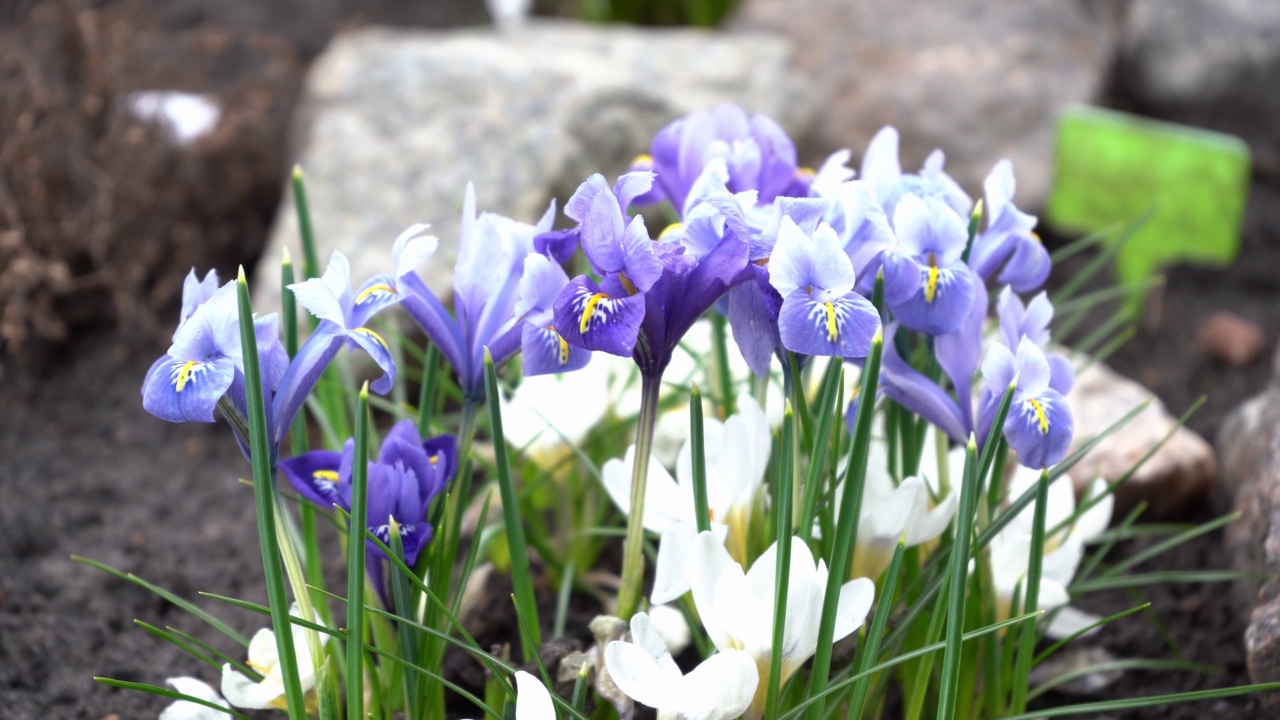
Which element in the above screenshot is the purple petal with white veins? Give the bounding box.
[280,450,346,509]
[1005,388,1073,469]
[891,263,975,336]
[552,276,646,357]
[777,288,880,358]
[142,353,235,423]
[521,322,591,376]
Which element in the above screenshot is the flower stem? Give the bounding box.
[616,371,662,620]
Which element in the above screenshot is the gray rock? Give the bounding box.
[731,0,1120,209]
[1117,0,1280,163]
[1064,356,1216,518]
[254,21,815,307]
[1220,349,1280,681]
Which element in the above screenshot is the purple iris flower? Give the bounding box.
[143,267,383,467]
[142,275,286,424]
[345,224,439,328]
[878,195,977,336]
[883,282,1076,469]
[995,285,1075,396]
[289,250,401,396]
[281,420,457,598]
[969,160,1051,294]
[980,338,1074,469]
[400,183,575,399]
[859,126,973,223]
[644,104,814,211]
[553,165,751,378]
[726,193,828,376]
[767,217,880,359]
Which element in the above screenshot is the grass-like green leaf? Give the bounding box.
[484,348,542,658]
[94,678,252,719]
[236,268,308,720]
[345,382,371,720]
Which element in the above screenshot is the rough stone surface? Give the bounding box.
[1064,356,1217,518]
[731,0,1121,209]
[1197,310,1267,367]
[1220,349,1280,681]
[1116,0,1280,165]
[254,22,815,306]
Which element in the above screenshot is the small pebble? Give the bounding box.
[1197,311,1266,367]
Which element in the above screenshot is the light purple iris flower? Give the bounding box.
[143,268,381,467]
[289,250,399,396]
[996,286,1075,396]
[981,338,1074,469]
[281,419,456,598]
[400,183,580,398]
[767,217,881,359]
[142,274,284,424]
[877,195,977,336]
[883,282,1076,469]
[859,126,972,223]
[969,160,1051,293]
[725,194,828,376]
[641,104,814,211]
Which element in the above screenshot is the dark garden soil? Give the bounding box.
[2,1,1280,718]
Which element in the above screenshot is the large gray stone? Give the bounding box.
[1220,349,1280,682]
[731,0,1120,209]
[1117,0,1280,161]
[255,22,815,306]
[1064,356,1216,518]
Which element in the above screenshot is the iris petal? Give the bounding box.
[891,263,975,336]
[142,354,235,423]
[521,322,591,377]
[1004,389,1073,469]
[280,450,345,509]
[777,289,880,359]
[552,277,645,357]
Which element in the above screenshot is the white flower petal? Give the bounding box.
[648,604,693,657]
[832,577,876,643]
[221,663,284,710]
[606,639,676,709]
[601,446,686,533]
[905,487,958,547]
[691,530,737,650]
[391,223,437,279]
[1045,604,1103,640]
[161,677,227,720]
[677,649,761,720]
[514,670,557,720]
[652,521,725,605]
[1071,479,1113,543]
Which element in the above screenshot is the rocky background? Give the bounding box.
[1,0,1279,717]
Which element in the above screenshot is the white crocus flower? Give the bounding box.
[464,671,555,720]
[160,677,228,720]
[692,532,875,720]
[990,467,1113,638]
[502,352,638,467]
[603,394,771,604]
[221,603,318,710]
[834,426,961,580]
[606,611,758,720]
